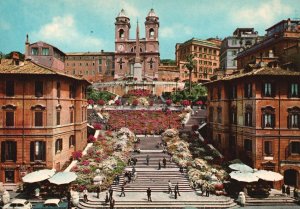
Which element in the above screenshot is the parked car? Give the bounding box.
[33,199,68,209]
[3,199,32,209]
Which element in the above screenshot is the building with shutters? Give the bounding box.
[0,57,90,187]
[205,18,300,189]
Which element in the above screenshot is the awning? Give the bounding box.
[229,163,254,172]
[255,170,283,181]
[229,171,259,183]
[48,172,77,185]
[22,169,56,183]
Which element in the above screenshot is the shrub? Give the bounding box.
[88,135,96,143]
[97,99,105,106]
[72,151,82,160]
[88,99,94,105]
[132,99,139,106]
[115,100,121,106]
[166,99,172,106]
[181,100,190,107]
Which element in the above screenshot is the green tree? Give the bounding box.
[184,54,196,94]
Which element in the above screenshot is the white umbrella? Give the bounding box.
[254,170,283,181]
[229,163,254,172]
[229,171,259,183]
[22,169,56,183]
[48,172,77,185]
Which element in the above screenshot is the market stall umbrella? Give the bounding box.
[229,163,254,172]
[229,171,259,183]
[22,169,56,183]
[48,172,77,185]
[255,170,283,181]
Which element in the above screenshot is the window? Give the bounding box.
[69,135,75,147]
[69,84,75,98]
[261,106,275,128]
[230,106,237,125]
[55,139,63,153]
[35,112,43,127]
[5,170,14,183]
[56,111,60,125]
[42,48,49,56]
[231,85,237,99]
[98,66,102,72]
[264,141,273,156]
[217,87,221,100]
[1,141,17,162]
[57,82,61,98]
[245,105,253,126]
[149,28,155,38]
[290,141,300,154]
[119,29,124,38]
[30,141,46,161]
[262,82,275,97]
[70,111,74,123]
[31,48,38,55]
[287,107,300,129]
[98,58,102,64]
[244,83,252,98]
[6,80,14,96]
[244,139,252,152]
[35,81,43,97]
[6,111,14,127]
[289,83,299,97]
[217,107,222,123]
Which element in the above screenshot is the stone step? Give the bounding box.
[78,198,236,209]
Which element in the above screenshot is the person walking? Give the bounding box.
[286,185,291,196]
[146,155,150,165]
[175,182,181,196]
[109,197,115,209]
[174,186,178,199]
[109,186,113,201]
[158,160,161,170]
[119,185,125,197]
[147,187,152,202]
[96,185,101,198]
[132,166,136,175]
[83,188,88,202]
[105,192,109,204]
[205,185,210,197]
[282,184,286,194]
[163,157,167,168]
[168,180,173,194]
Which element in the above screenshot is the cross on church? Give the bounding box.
[148,58,154,69]
[117,58,125,70]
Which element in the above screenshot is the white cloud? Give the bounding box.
[32,15,104,51]
[233,0,292,26]
[0,20,11,30]
[160,24,193,38]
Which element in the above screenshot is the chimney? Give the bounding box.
[12,52,20,65]
[25,34,30,59]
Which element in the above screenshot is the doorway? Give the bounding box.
[284,169,298,186]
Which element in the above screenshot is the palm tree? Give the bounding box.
[184,54,196,94]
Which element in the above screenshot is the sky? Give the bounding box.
[0,0,299,59]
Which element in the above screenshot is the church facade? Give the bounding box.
[114,9,160,81]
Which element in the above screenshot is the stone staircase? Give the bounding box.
[245,195,298,206]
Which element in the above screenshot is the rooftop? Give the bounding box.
[0,59,91,84]
[178,38,221,49]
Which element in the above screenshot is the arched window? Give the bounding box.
[149,28,155,38]
[261,106,275,128]
[245,105,253,126]
[287,106,300,129]
[69,135,75,147]
[55,138,63,154]
[230,105,237,125]
[119,29,124,38]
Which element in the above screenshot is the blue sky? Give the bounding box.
[0,0,299,59]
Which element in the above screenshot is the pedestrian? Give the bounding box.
[147,187,152,202]
[116,175,120,185]
[96,185,101,198]
[179,165,183,173]
[175,182,180,196]
[163,146,167,154]
[163,157,167,168]
[67,188,71,209]
[105,192,109,204]
[286,185,291,196]
[146,155,150,165]
[205,185,210,197]
[282,184,286,194]
[132,172,137,182]
[128,172,132,183]
[158,160,161,170]
[174,187,177,199]
[83,188,88,202]
[109,186,113,201]
[132,166,136,175]
[119,185,125,197]
[168,180,173,194]
[109,197,115,209]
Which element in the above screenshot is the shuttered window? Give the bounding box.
[6,111,14,127]
[35,112,43,127]
[1,141,17,162]
[30,141,46,161]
